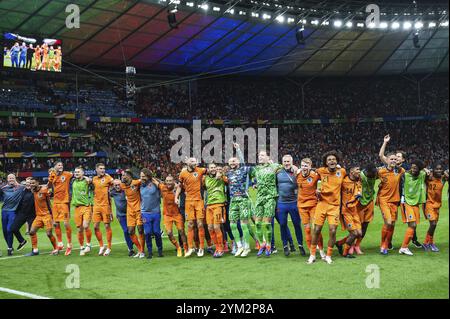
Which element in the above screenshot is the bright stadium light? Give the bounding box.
[441,20,449,27]
[322,20,329,25]
[186,1,194,7]
[251,12,259,18]
[276,15,285,23]
[403,21,412,29]
[379,21,388,29]
[239,10,246,15]
[213,6,220,12]
[356,22,365,28]
[333,20,343,27]
[428,21,436,28]
[226,8,234,14]
[345,21,353,28]
[392,21,400,29]
[287,17,295,24]
[199,3,208,11]
[414,21,424,29]
[262,13,271,20]
[311,19,319,25]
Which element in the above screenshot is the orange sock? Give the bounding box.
[187,228,195,249]
[208,229,217,250]
[402,227,414,248]
[48,234,57,249]
[77,231,84,247]
[381,224,387,248]
[94,229,104,247]
[170,236,180,249]
[215,229,224,252]
[343,244,350,256]
[66,225,72,245]
[31,234,38,249]
[85,228,92,245]
[130,234,141,252]
[318,233,324,250]
[355,237,362,247]
[384,228,394,249]
[310,244,317,256]
[305,227,312,249]
[139,234,145,253]
[326,246,333,257]
[106,228,112,249]
[183,243,188,251]
[55,225,62,243]
[198,226,205,249]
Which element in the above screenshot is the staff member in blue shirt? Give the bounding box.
[1,174,27,256]
[110,179,135,257]
[140,168,163,259]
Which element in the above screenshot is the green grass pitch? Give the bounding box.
[0,184,448,299]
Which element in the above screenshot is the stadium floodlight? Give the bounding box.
[414,21,424,29]
[440,21,449,27]
[276,15,285,23]
[311,19,319,25]
[322,20,329,26]
[213,6,220,12]
[251,12,259,18]
[226,8,234,14]
[262,13,271,20]
[345,21,353,28]
[287,17,295,24]
[428,21,436,28]
[356,22,365,28]
[239,10,246,15]
[392,21,400,29]
[403,21,412,29]
[379,22,388,29]
[199,3,209,11]
[186,2,194,7]
[333,20,343,27]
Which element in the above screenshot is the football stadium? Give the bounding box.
[0,0,449,303]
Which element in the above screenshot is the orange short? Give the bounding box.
[424,205,440,222]
[402,203,420,224]
[52,203,70,222]
[185,199,205,221]
[163,214,184,232]
[206,204,226,225]
[93,205,112,223]
[74,206,92,228]
[341,206,362,231]
[378,201,398,224]
[32,215,53,232]
[298,205,316,225]
[357,201,374,223]
[127,209,143,227]
[314,201,340,226]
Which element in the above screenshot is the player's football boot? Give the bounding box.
[158,250,164,257]
[319,249,326,260]
[83,244,91,254]
[306,255,316,264]
[265,246,271,257]
[64,245,72,256]
[128,249,135,257]
[206,246,215,255]
[422,243,430,251]
[7,248,13,256]
[380,248,388,255]
[240,248,251,257]
[399,247,414,256]
[255,240,261,251]
[184,248,195,257]
[283,245,290,256]
[354,246,364,255]
[324,256,333,264]
[429,244,439,252]
[50,249,59,256]
[197,248,204,257]
[24,250,39,257]
[103,248,111,256]
[17,240,27,251]
[79,248,86,256]
[271,246,278,254]
[98,246,106,256]
[176,247,183,257]
[235,246,244,257]
[146,252,153,259]
[412,240,423,249]
[344,254,356,259]
[289,244,296,252]
[57,243,64,251]
[138,252,145,259]
[298,245,306,256]
[388,242,394,250]
[256,246,266,257]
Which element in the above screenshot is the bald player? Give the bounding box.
[91,163,114,256]
[175,158,207,258]
[48,162,74,255]
[307,151,346,265]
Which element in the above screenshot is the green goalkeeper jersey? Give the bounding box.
[251,163,282,198]
[360,170,377,206]
[71,179,91,207]
[204,175,227,205]
[403,171,427,206]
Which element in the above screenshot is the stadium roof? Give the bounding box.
[1,0,448,77]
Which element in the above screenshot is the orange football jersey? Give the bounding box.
[159,184,180,216]
[34,186,51,217]
[179,167,207,201]
[92,174,113,206]
[341,176,362,208]
[121,180,141,212]
[426,177,444,209]
[48,171,73,204]
[316,167,346,206]
[297,171,320,208]
[377,167,404,203]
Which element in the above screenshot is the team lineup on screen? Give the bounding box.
[2,33,62,72]
[0,136,448,263]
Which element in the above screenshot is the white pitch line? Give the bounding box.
[0,241,126,261]
[0,287,51,299]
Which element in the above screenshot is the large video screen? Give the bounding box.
[2,33,62,72]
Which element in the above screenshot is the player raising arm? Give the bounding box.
[422,163,447,252]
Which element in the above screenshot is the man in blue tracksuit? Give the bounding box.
[276,155,306,256]
[140,168,163,259]
[9,43,20,68]
[1,174,27,256]
[19,43,27,68]
[110,179,134,256]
